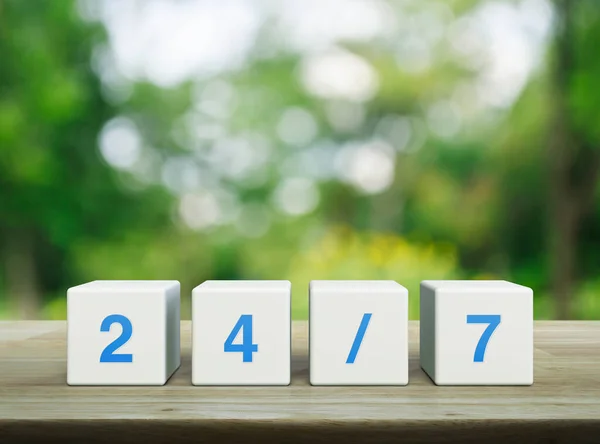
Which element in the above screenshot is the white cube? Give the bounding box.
[309,280,409,385]
[192,280,291,385]
[420,280,533,385]
[67,280,180,385]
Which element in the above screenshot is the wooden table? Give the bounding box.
[1,321,599,443]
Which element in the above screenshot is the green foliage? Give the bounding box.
[0,0,172,312]
[1,0,600,321]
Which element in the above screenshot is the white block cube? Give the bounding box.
[67,280,180,385]
[420,280,533,385]
[310,280,409,385]
[192,280,291,385]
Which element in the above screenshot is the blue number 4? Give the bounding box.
[99,314,133,363]
[224,314,258,362]
[467,314,501,362]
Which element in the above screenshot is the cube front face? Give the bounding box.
[67,281,180,386]
[423,281,533,386]
[310,281,408,386]
[192,281,291,385]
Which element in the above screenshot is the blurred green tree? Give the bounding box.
[0,0,172,318]
[2,0,600,321]
[487,0,600,318]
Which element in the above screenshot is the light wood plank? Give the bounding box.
[1,321,599,443]
[0,321,62,344]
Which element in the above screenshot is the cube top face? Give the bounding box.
[192,280,291,385]
[67,280,180,386]
[69,280,179,294]
[310,280,408,386]
[194,280,290,294]
[421,280,533,385]
[310,280,404,293]
[421,280,531,294]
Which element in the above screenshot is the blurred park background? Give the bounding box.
[1,0,600,320]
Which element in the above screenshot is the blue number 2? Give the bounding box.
[467,314,501,362]
[99,314,133,363]
[224,314,258,362]
[346,313,372,364]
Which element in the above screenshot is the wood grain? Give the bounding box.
[1,321,600,443]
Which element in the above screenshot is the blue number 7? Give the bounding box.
[467,314,501,362]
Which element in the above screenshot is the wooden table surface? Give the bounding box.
[1,321,600,443]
